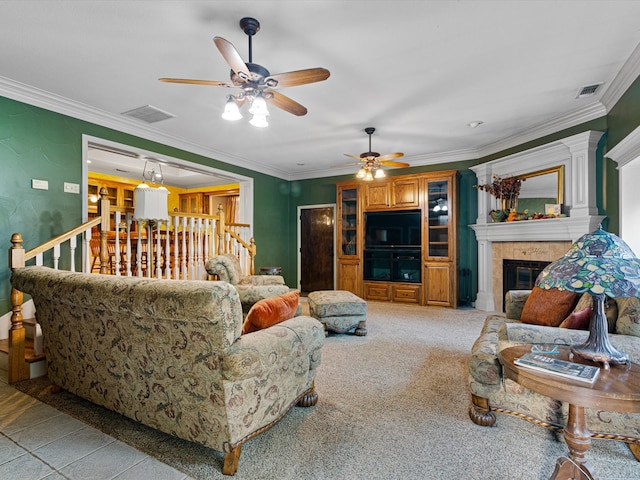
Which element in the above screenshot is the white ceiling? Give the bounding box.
[1,1,640,184]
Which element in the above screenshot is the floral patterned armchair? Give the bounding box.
[205,254,291,314]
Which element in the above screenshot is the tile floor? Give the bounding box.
[0,369,193,480]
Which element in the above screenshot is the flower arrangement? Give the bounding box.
[473,174,523,201]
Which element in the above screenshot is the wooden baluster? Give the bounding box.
[173,216,179,280]
[196,218,203,279]
[99,188,110,274]
[53,244,60,269]
[164,220,171,279]
[136,220,143,277]
[217,204,225,255]
[8,233,29,384]
[69,236,77,271]
[155,222,161,278]
[125,213,132,276]
[188,217,195,280]
[146,223,153,278]
[114,211,121,276]
[181,216,187,280]
[84,228,92,273]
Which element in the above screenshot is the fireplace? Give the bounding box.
[502,259,550,310]
[469,131,606,311]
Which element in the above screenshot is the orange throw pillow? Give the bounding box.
[242,291,299,334]
[559,307,592,330]
[520,287,579,327]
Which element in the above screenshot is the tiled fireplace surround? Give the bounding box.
[470,131,605,312]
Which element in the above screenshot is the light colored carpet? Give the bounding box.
[16,301,640,480]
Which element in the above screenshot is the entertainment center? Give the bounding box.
[336,170,458,307]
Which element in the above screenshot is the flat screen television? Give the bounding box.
[365,209,421,248]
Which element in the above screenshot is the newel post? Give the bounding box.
[216,203,226,255]
[249,237,256,275]
[98,187,110,274]
[8,233,29,384]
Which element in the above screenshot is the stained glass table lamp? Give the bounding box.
[536,226,640,369]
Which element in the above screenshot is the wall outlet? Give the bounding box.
[32,179,49,190]
[64,182,80,194]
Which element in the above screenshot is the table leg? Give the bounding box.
[549,404,596,480]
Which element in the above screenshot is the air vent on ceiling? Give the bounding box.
[122,105,175,123]
[576,83,603,99]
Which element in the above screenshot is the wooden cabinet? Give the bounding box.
[88,177,136,215]
[424,262,454,306]
[337,182,362,296]
[179,192,203,214]
[337,171,457,307]
[364,177,420,210]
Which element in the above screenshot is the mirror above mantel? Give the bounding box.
[517,166,564,214]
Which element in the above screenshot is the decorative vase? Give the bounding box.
[489,210,507,223]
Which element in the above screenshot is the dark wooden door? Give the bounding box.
[300,206,334,292]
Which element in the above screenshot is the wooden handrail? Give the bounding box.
[24,217,101,261]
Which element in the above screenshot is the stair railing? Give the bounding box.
[7,191,257,384]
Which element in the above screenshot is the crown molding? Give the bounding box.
[0,76,290,180]
[606,125,640,168]
[601,41,640,110]
[475,103,607,159]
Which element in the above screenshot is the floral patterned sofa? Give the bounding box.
[11,266,325,475]
[468,289,640,459]
[205,254,291,315]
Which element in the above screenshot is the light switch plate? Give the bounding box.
[32,179,49,190]
[64,182,80,194]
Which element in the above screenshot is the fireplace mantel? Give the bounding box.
[471,215,605,243]
[470,131,605,311]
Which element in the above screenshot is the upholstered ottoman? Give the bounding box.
[307,290,367,336]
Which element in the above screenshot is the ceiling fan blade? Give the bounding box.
[265,91,308,116]
[159,77,235,87]
[265,68,331,88]
[377,152,405,161]
[213,36,251,79]
[380,160,410,168]
[344,154,365,161]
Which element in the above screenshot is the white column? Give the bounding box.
[562,131,603,218]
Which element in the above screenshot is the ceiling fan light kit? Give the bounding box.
[160,17,330,128]
[345,127,409,181]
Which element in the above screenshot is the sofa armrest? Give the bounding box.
[222,316,325,382]
[497,322,587,349]
[469,315,512,386]
[505,290,532,320]
[238,275,286,286]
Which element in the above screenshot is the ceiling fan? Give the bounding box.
[159,17,330,127]
[345,127,409,180]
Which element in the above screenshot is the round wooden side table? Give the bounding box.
[500,345,640,480]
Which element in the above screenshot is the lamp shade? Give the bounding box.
[536,226,640,298]
[134,184,169,221]
[536,225,640,367]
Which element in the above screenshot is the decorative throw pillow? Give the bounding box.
[520,287,579,327]
[615,297,640,337]
[559,307,592,330]
[242,291,300,334]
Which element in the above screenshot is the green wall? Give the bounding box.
[0,95,291,314]
[2,73,640,313]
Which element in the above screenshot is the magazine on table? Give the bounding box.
[514,352,600,384]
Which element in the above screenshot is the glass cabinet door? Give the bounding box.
[340,187,358,256]
[426,179,450,258]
